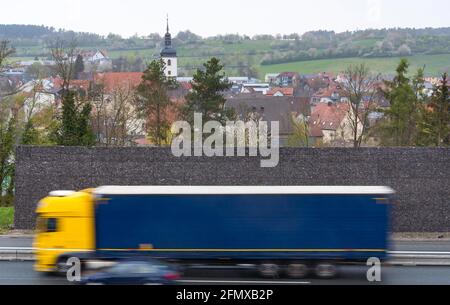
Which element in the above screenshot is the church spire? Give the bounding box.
[164,15,172,48]
[160,15,177,78]
[166,14,169,34]
[161,15,177,58]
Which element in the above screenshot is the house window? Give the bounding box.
[168,59,172,66]
[168,70,172,76]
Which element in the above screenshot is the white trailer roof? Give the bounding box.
[94,186,395,195]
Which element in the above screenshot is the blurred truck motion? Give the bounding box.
[33,186,394,279]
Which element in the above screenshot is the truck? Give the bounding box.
[33,186,394,278]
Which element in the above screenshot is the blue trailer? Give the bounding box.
[90,186,394,278]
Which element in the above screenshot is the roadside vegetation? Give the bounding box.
[0,207,13,233]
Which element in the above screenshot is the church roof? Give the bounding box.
[161,17,177,57]
[161,45,177,57]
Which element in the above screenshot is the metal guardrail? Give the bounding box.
[387,251,450,266]
[0,247,34,261]
[389,251,450,258]
[2,248,450,265]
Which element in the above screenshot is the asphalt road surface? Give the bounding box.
[1,261,450,285]
[0,236,33,248]
[1,237,450,285]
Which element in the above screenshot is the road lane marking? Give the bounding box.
[179,280,311,285]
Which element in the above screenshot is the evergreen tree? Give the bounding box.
[135,59,177,146]
[380,59,421,146]
[418,73,450,146]
[53,91,95,146]
[73,54,85,79]
[0,112,17,207]
[21,120,40,145]
[181,57,234,125]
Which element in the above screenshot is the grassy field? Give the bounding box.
[259,54,450,76]
[0,207,14,234]
[7,40,450,77]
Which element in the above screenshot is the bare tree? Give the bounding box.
[0,40,15,69]
[47,37,78,92]
[0,41,17,99]
[288,113,310,148]
[341,64,381,148]
[90,82,140,146]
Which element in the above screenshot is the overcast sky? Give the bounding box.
[3,0,450,37]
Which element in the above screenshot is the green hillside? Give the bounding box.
[259,54,450,76]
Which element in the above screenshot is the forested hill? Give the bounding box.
[2,24,450,75]
[0,24,55,39]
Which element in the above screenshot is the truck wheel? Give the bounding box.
[314,263,338,279]
[56,257,84,276]
[286,263,309,279]
[258,264,280,278]
[56,258,70,275]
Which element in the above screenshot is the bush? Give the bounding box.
[0,196,14,207]
[0,207,14,233]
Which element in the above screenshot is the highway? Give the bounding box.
[1,237,450,285]
[2,235,450,252]
[1,261,450,285]
[0,236,33,248]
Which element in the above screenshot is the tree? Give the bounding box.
[47,37,78,92]
[287,114,310,148]
[0,41,17,99]
[26,62,51,79]
[342,64,381,147]
[0,41,16,206]
[21,120,40,145]
[0,41,15,69]
[52,91,95,146]
[90,82,140,146]
[181,57,234,126]
[0,100,19,207]
[135,59,177,146]
[418,73,450,146]
[379,59,421,146]
[73,54,85,79]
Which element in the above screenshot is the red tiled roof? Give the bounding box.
[266,87,294,96]
[278,72,298,78]
[310,102,350,131]
[313,86,345,98]
[53,77,90,90]
[309,124,324,138]
[135,137,151,146]
[94,72,143,92]
[179,81,192,91]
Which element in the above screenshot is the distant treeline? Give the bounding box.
[2,25,450,65]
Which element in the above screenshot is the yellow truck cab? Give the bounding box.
[34,189,95,272]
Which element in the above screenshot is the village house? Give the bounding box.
[240,83,270,94]
[266,87,294,97]
[265,73,279,84]
[225,94,311,147]
[310,85,348,106]
[91,71,192,146]
[309,102,362,147]
[274,72,301,87]
[78,50,113,72]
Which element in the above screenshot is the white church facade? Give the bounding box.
[161,18,178,78]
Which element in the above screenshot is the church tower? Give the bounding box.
[160,16,177,78]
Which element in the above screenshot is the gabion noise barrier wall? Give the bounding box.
[14,146,450,232]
